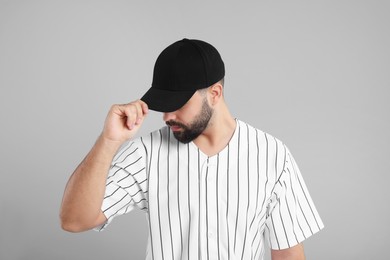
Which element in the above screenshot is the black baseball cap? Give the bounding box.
[141,38,225,112]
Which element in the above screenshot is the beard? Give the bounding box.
[166,98,213,143]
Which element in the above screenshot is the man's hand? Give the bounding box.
[102,100,149,143]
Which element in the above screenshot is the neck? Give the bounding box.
[193,103,236,157]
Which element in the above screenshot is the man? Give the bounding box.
[60,38,324,260]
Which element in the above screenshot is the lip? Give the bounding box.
[170,125,182,132]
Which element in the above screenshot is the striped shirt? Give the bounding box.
[96,119,324,260]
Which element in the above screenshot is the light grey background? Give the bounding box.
[1,1,389,259]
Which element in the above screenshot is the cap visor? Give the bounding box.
[141,87,196,112]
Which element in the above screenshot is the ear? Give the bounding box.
[208,83,223,105]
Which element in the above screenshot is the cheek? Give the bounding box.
[173,95,205,123]
[181,110,193,119]
[180,108,200,124]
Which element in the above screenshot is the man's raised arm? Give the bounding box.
[59,100,148,232]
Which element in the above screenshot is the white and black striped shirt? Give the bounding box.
[96,120,324,260]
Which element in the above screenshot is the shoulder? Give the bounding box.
[236,120,296,183]
[236,119,290,170]
[110,126,169,168]
[236,119,286,150]
[131,125,171,152]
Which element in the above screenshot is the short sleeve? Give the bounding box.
[264,146,324,249]
[94,139,148,231]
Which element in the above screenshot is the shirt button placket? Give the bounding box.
[206,162,218,259]
[199,159,209,260]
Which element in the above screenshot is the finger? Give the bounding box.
[139,100,149,115]
[134,100,148,125]
[123,104,138,130]
[128,101,147,128]
[134,102,143,125]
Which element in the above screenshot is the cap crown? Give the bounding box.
[152,38,225,92]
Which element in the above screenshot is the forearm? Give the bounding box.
[60,135,121,232]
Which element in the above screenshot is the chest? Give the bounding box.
[146,142,279,222]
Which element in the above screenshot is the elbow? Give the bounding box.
[60,211,89,233]
[61,220,85,233]
[60,209,104,233]
[60,218,84,233]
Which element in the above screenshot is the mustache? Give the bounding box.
[166,120,187,129]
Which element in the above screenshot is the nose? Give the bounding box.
[163,111,176,122]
